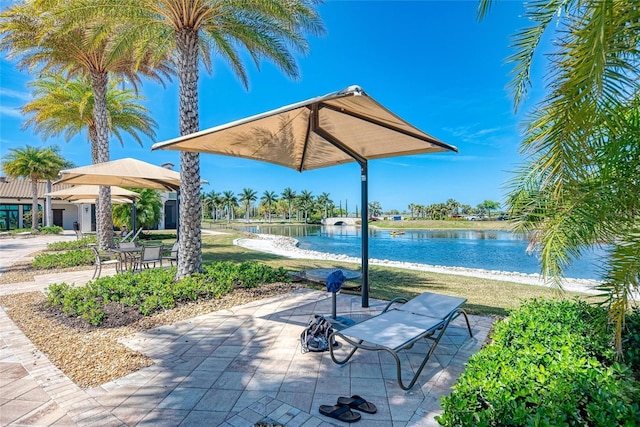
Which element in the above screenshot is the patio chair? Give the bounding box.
[162,242,179,266]
[89,244,119,279]
[120,227,142,243]
[136,244,163,270]
[328,292,473,390]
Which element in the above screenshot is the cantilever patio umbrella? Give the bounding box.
[55,158,181,242]
[55,158,181,191]
[152,85,458,307]
[46,184,141,201]
[47,185,141,230]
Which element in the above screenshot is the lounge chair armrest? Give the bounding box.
[382,296,409,313]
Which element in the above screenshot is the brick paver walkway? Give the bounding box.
[0,234,494,426]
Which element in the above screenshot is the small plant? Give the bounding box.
[47,236,97,251]
[39,225,63,234]
[32,249,95,269]
[45,261,291,324]
[623,306,640,379]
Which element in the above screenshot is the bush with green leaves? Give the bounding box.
[32,249,95,269]
[39,225,63,234]
[45,261,291,325]
[47,235,97,251]
[624,306,640,379]
[437,299,640,426]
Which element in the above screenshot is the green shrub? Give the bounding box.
[32,249,95,269]
[45,261,289,324]
[437,299,640,426]
[39,226,63,234]
[624,306,640,379]
[9,228,32,234]
[47,236,96,251]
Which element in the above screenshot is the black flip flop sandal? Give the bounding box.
[319,404,361,423]
[337,395,377,414]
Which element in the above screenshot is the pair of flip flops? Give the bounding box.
[319,395,377,423]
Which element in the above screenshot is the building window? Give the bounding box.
[0,204,42,230]
[0,204,19,230]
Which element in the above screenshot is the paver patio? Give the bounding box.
[1,234,494,426]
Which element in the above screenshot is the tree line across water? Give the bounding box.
[200,187,503,223]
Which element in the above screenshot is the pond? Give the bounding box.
[234,224,605,281]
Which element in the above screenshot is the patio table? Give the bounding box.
[295,268,362,288]
[109,246,142,273]
[295,268,363,329]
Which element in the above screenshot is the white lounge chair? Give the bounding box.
[329,292,473,390]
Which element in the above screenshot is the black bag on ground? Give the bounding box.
[300,315,335,353]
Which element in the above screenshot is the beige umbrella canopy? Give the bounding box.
[46,185,141,202]
[55,158,181,191]
[70,198,136,205]
[152,85,457,171]
[152,85,458,307]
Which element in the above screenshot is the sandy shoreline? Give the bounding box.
[232,233,603,295]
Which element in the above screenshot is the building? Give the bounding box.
[0,176,177,232]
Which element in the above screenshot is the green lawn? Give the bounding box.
[148,227,592,317]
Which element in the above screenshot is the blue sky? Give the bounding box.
[0,1,546,213]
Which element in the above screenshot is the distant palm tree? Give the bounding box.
[260,190,279,223]
[298,190,314,223]
[203,190,221,221]
[23,74,157,164]
[239,188,258,222]
[222,191,238,224]
[281,187,297,223]
[1,146,72,230]
[317,192,331,218]
[446,198,461,218]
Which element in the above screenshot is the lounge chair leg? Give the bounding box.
[459,309,473,337]
[329,333,362,365]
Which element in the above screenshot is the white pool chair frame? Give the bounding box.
[329,292,473,390]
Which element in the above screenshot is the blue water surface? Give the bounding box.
[237,225,605,281]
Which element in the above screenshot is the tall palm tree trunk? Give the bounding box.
[30,176,39,230]
[88,124,99,163]
[91,71,114,250]
[176,28,202,280]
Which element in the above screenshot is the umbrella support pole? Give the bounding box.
[360,161,369,308]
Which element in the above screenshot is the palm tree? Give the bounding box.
[260,190,279,223]
[83,0,323,278]
[0,1,169,249]
[222,191,237,224]
[480,0,640,354]
[281,187,297,223]
[317,192,331,218]
[22,74,157,164]
[477,200,500,219]
[239,188,257,222]
[202,190,221,221]
[446,198,461,218]
[368,201,382,218]
[298,190,314,223]
[112,189,161,230]
[1,146,72,230]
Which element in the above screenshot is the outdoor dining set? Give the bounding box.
[89,233,178,279]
